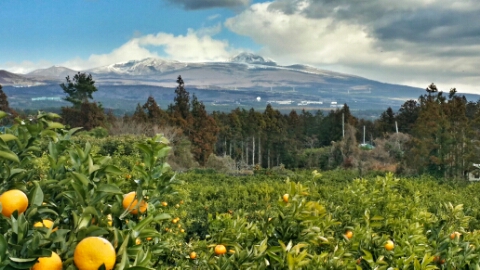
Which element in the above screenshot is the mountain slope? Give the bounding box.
[0,70,42,86]
[26,66,78,80]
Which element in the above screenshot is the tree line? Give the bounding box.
[2,74,480,178]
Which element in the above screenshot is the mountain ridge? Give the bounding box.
[3,53,478,114]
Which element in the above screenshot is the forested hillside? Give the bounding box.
[3,76,480,179]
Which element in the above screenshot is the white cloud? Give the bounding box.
[2,26,236,73]
[63,26,233,70]
[1,60,54,74]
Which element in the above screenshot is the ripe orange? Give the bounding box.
[122,192,147,215]
[74,237,116,270]
[189,251,197,259]
[214,244,227,255]
[31,251,62,270]
[450,232,461,240]
[282,194,289,203]
[344,230,353,239]
[161,201,168,207]
[33,219,57,232]
[0,189,28,217]
[384,240,395,251]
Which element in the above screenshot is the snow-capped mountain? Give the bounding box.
[0,70,42,86]
[88,58,187,75]
[4,52,439,113]
[26,66,78,80]
[229,52,276,66]
[81,53,355,88]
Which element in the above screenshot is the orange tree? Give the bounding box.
[0,110,185,269]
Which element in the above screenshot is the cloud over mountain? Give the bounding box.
[225,0,480,93]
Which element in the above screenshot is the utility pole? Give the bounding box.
[363,125,366,144]
[342,113,345,138]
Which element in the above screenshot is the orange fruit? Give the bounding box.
[450,232,461,240]
[122,192,147,215]
[31,251,62,270]
[214,244,227,255]
[345,230,353,239]
[161,201,168,207]
[33,219,57,232]
[180,229,185,233]
[282,194,289,203]
[0,189,29,217]
[189,251,197,259]
[384,240,395,251]
[135,238,141,245]
[74,237,116,270]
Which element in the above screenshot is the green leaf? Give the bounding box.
[0,111,7,120]
[0,234,7,261]
[47,121,65,129]
[97,184,123,194]
[29,182,44,206]
[71,172,90,186]
[0,134,17,142]
[104,165,122,175]
[0,150,19,163]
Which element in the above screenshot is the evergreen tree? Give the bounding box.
[171,75,190,129]
[0,85,16,116]
[60,73,105,130]
[189,95,218,165]
[60,72,97,107]
[142,96,169,126]
[396,100,419,133]
[375,107,396,136]
[131,103,148,123]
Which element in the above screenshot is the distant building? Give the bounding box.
[468,164,480,181]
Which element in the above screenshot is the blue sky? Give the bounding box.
[1,0,480,93]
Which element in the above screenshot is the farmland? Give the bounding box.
[1,111,480,269]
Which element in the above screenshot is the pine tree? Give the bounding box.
[0,85,16,116]
[189,95,218,165]
[131,103,148,123]
[60,72,97,107]
[171,75,190,129]
[142,96,169,126]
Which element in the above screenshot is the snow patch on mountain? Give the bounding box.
[229,53,276,66]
